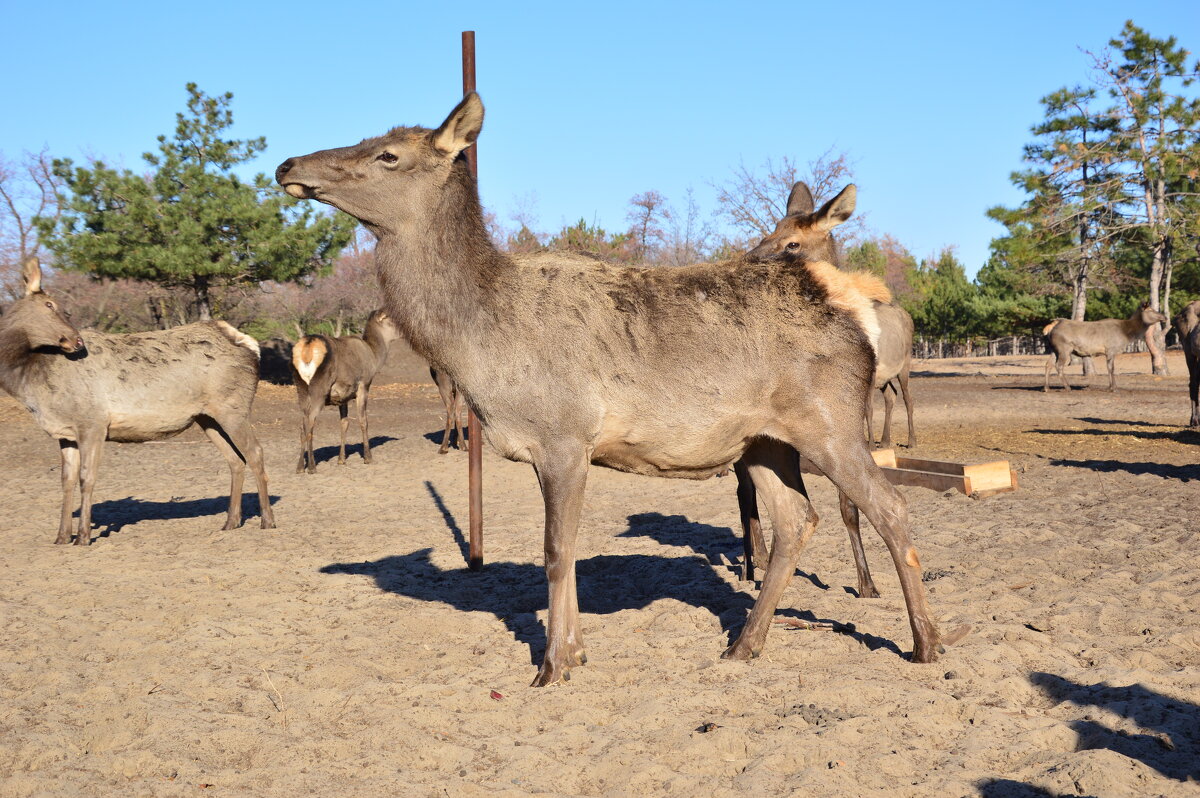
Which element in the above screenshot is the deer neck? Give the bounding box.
[373,161,510,370]
[362,325,392,362]
[0,324,36,400]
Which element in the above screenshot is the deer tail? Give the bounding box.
[214,321,261,358]
[292,336,328,385]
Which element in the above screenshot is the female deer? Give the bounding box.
[276,94,940,685]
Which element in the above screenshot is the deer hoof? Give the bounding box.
[721,642,761,661]
[260,519,277,530]
[530,661,571,687]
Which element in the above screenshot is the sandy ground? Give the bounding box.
[0,345,1197,797]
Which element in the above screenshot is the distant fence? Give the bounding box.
[912,335,1151,359]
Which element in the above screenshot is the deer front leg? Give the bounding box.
[356,387,371,463]
[733,459,767,582]
[1106,354,1118,391]
[531,446,589,687]
[839,491,880,598]
[75,434,104,545]
[56,440,81,545]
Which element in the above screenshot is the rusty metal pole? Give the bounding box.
[462,31,484,571]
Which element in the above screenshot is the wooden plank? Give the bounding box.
[962,460,1014,494]
[871,449,898,468]
[894,456,966,476]
[880,467,971,494]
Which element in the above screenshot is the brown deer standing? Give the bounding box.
[743,182,916,449]
[430,367,467,453]
[0,257,275,544]
[1043,305,1169,392]
[1173,300,1200,427]
[292,308,400,473]
[276,94,940,686]
[735,183,913,595]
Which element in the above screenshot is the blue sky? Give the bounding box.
[1,1,1195,276]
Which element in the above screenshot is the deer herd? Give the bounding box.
[2,93,1197,687]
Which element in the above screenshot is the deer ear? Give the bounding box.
[21,256,43,296]
[431,92,484,156]
[813,184,856,232]
[785,182,814,217]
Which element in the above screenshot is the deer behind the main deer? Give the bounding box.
[277,93,941,686]
[292,308,400,473]
[0,257,275,544]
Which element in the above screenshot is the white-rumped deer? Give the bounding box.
[1173,300,1200,427]
[0,258,275,544]
[292,308,400,473]
[1043,305,1169,392]
[277,94,940,686]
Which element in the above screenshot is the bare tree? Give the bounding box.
[626,190,669,261]
[0,149,63,299]
[713,149,863,245]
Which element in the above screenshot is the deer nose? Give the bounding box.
[275,159,295,184]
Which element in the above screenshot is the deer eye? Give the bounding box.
[45,301,55,309]
[376,152,398,164]
[786,242,800,250]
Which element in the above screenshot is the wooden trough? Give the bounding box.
[800,449,1018,498]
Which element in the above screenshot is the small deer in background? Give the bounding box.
[292,308,401,473]
[0,257,275,544]
[430,367,466,453]
[1043,305,1169,392]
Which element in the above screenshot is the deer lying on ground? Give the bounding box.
[430,367,466,453]
[1173,300,1200,427]
[277,93,940,686]
[292,309,400,473]
[0,257,274,544]
[1043,305,1169,392]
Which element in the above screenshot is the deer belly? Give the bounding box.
[591,417,745,480]
[107,410,196,442]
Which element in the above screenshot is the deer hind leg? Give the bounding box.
[200,418,246,530]
[1059,354,1074,390]
[733,459,769,582]
[1106,353,1118,391]
[839,492,880,598]
[723,439,818,662]
[455,394,468,452]
[75,433,105,545]
[1187,353,1200,427]
[298,405,321,474]
[205,412,275,530]
[530,445,590,687]
[898,370,916,447]
[337,403,350,464]
[356,386,372,463]
[803,441,940,663]
[880,382,897,450]
[56,440,81,545]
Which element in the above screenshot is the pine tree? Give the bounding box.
[38,84,355,322]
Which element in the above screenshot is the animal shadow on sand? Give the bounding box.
[320,547,759,666]
[620,511,903,656]
[1032,425,1200,447]
[87,493,281,537]
[1030,672,1199,782]
[310,435,397,466]
[422,428,469,449]
[1047,456,1198,482]
[976,779,1092,798]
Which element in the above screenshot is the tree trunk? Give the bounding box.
[1147,238,1170,375]
[1072,269,1094,375]
[195,278,212,322]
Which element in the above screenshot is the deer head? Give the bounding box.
[2,258,85,353]
[745,183,857,263]
[275,93,485,232]
[1137,303,1168,328]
